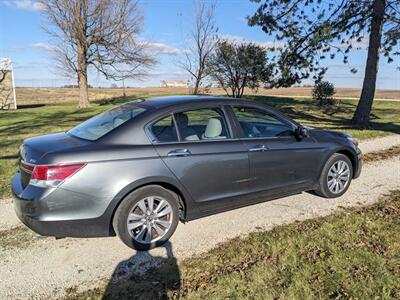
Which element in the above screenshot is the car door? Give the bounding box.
[230,105,324,195]
[149,106,250,212]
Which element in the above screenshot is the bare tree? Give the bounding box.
[180,0,218,95]
[40,0,155,107]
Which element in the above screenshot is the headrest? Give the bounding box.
[204,118,222,138]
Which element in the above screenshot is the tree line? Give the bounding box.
[39,0,399,128]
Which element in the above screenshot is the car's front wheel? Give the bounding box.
[113,185,180,250]
[315,153,353,198]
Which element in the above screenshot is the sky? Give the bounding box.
[0,0,399,89]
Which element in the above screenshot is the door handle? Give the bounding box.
[249,145,268,152]
[167,149,192,157]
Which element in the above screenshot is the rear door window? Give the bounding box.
[174,108,230,141]
[151,115,179,143]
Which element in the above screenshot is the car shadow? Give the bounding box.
[102,242,181,299]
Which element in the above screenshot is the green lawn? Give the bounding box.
[68,190,400,299]
[1,95,400,198]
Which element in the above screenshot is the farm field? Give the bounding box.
[1,92,400,199]
[14,86,400,105]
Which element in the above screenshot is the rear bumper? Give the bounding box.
[12,172,114,238]
[13,201,113,237]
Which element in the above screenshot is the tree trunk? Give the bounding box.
[351,0,385,128]
[193,79,200,95]
[193,62,205,95]
[78,70,89,108]
[76,0,90,108]
[122,78,126,97]
[237,85,244,98]
[77,44,90,108]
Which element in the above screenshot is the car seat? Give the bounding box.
[202,118,226,139]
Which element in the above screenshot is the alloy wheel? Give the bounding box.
[126,196,173,244]
[327,160,351,194]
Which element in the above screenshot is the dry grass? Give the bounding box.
[14,87,191,105]
[363,145,400,163]
[258,87,400,100]
[14,86,400,105]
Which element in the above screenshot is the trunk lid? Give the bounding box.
[19,132,90,188]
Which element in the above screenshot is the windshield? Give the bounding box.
[69,105,148,141]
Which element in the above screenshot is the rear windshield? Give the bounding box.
[68,105,148,141]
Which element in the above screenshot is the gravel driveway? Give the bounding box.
[1,135,399,299]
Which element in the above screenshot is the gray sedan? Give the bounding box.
[12,96,362,250]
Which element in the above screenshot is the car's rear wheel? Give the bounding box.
[314,153,353,198]
[113,185,180,250]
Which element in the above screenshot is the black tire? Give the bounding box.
[113,185,180,250]
[314,153,353,198]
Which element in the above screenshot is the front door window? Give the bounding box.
[232,106,293,138]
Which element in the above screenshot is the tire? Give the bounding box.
[113,185,180,250]
[314,153,353,198]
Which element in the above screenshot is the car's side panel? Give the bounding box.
[315,146,359,180]
[309,129,360,179]
[153,140,251,212]
[58,159,183,218]
[242,136,326,194]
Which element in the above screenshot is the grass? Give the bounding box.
[1,94,400,199]
[66,190,400,300]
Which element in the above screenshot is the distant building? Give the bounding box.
[0,58,17,110]
[160,80,188,88]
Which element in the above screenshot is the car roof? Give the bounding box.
[137,95,255,109]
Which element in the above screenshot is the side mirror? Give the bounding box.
[295,126,309,139]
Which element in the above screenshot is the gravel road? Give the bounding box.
[1,135,399,299]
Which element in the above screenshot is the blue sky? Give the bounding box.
[0,0,399,89]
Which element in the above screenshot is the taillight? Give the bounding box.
[21,161,35,173]
[30,163,86,188]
